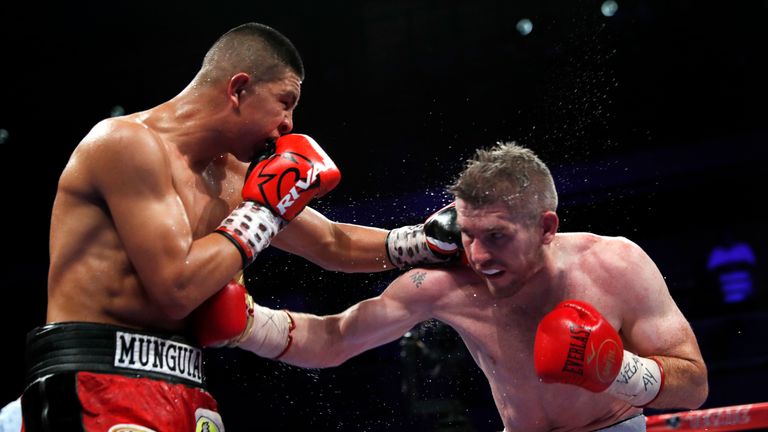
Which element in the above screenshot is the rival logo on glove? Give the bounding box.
[255,152,335,217]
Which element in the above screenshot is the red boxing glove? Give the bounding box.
[534,300,623,392]
[244,134,341,221]
[534,300,664,406]
[216,134,341,267]
[192,280,254,348]
[192,280,295,359]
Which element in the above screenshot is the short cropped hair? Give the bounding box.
[449,142,558,221]
[196,22,304,85]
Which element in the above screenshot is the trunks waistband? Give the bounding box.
[25,322,205,389]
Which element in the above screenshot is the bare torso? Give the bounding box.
[47,113,246,331]
[431,234,642,431]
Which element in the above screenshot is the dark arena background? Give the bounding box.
[1,1,767,431]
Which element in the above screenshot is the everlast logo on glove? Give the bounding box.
[562,324,590,378]
[559,322,619,387]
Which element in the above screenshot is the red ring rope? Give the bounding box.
[646,402,768,431]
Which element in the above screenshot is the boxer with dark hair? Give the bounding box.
[22,22,454,431]
[200,142,708,431]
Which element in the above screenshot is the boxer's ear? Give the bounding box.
[540,211,559,244]
[227,73,251,107]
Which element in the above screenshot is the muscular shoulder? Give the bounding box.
[561,234,669,329]
[86,118,167,169]
[72,118,171,194]
[570,233,648,273]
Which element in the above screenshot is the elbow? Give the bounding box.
[676,363,710,410]
[147,274,198,320]
[157,291,195,321]
[678,382,708,410]
[693,382,709,409]
[687,370,709,409]
[162,300,193,321]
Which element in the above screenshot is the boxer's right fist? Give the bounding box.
[193,280,254,348]
[533,300,623,392]
[386,202,463,268]
[217,134,341,267]
[193,280,295,359]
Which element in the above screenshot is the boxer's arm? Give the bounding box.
[271,207,394,273]
[267,269,443,368]
[271,202,462,273]
[89,121,241,318]
[612,238,708,409]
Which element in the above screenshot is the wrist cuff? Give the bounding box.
[216,201,285,268]
[238,305,292,359]
[606,350,664,407]
[386,224,444,269]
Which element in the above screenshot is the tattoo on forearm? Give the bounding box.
[410,271,426,288]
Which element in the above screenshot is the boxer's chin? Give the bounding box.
[483,274,524,299]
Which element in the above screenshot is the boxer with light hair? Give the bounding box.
[199,142,708,431]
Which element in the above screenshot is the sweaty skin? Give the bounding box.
[47,71,390,332]
[271,201,708,432]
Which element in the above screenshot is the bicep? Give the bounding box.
[90,129,194,290]
[335,271,437,353]
[618,245,702,362]
[625,296,701,361]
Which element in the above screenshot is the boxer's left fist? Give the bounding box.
[244,134,340,221]
[534,300,623,392]
[217,134,341,267]
[534,300,664,406]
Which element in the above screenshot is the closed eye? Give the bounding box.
[282,92,299,111]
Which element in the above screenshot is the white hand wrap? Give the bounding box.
[216,201,286,267]
[386,224,444,268]
[606,350,665,407]
[238,304,295,359]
